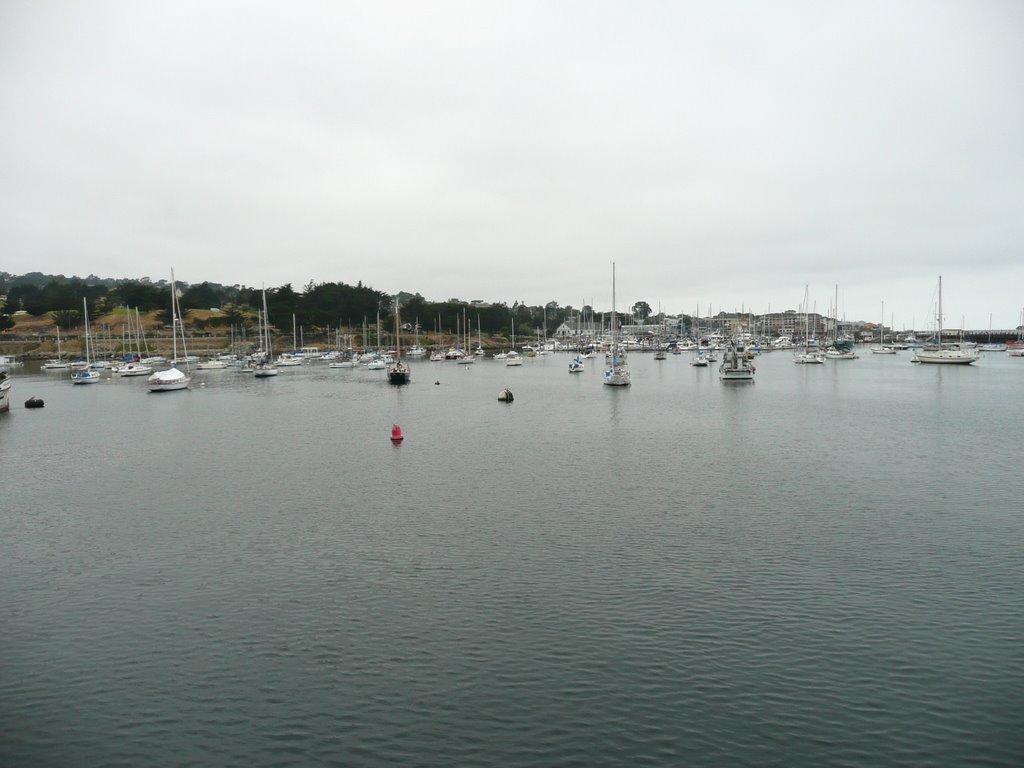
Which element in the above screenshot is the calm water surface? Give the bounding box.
[2,350,1022,766]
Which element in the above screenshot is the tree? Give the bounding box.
[180,281,227,310]
[155,305,189,327]
[50,309,80,330]
[632,301,652,322]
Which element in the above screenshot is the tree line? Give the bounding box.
[0,272,620,338]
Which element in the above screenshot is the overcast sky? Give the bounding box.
[2,0,1022,328]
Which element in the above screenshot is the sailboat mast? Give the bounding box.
[82,298,90,364]
[170,269,179,362]
[611,261,617,360]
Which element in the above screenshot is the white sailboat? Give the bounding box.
[978,314,1006,352]
[406,320,426,357]
[253,289,279,377]
[603,262,630,386]
[871,301,897,354]
[43,326,69,369]
[0,370,10,413]
[475,315,485,356]
[457,309,475,364]
[505,314,523,366]
[1008,308,1024,356]
[148,271,193,391]
[913,276,979,364]
[70,299,101,384]
[116,308,153,376]
[793,286,825,364]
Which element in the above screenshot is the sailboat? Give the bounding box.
[457,308,475,364]
[253,288,279,377]
[792,286,825,364]
[691,305,709,366]
[0,369,10,413]
[71,299,101,384]
[506,314,523,366]
[871,301,897,354]
[116,308,153,376]
[603,262,630,386]
[388,298,410,384]
[406,319,426,357]
[1008,308,1024,357]
[913,276,979,364]
[148,271,193,391]
[43,326,69,369]
[979,314,1006,352]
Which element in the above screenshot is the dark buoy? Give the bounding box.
[25,396,45,409]
[434,380,440,385]
[390,423,404,443]
[497,388,513,403]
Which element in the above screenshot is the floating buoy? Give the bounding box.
[390,424,404,442]
[497,388,513,403]
[434,380,440,385]
[25,396,45,409]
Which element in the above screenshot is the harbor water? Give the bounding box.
[2,350,1022,767]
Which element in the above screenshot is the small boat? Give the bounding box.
[654,350,667,360]
[719,342,755,382]
[870,301,897,354]
[71,299,101,385]
[390,424,404,442]
[0,355,23,369]
[603,263,630,387]
[1007,308,1024,356]
[252,290,279,378]
[116,361,153,377]
[497,388,514,402]
[506,316,523,366]
[196,359,228,370]
[824,347,859,359]
[568,355,584,373]
[0,371,10,413]
[388,298,411,385]
[912,277,979,365]
[43,327,69,369]
[148,270,193,391]
[978,315,1005,352]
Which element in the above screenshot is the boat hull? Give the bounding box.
[388,365,410,385]
[913,348,979,364]
[148,367,191,391]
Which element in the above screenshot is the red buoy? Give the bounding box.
[390,424,404,442]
